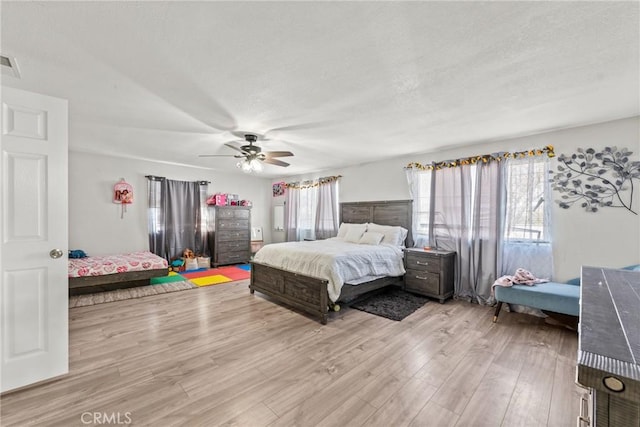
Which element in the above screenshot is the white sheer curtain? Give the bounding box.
[502,156,553,279]
[405,167,432,248]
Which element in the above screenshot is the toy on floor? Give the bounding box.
[170,259,185,272]
[182,248,199,271]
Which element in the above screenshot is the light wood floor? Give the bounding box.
[1,280,581,426]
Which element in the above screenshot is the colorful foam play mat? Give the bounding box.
[178,264,251,287]
[150,271,189,285]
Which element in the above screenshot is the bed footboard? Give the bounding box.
[250,262,330,324]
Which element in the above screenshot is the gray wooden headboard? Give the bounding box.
[340,200,413,247]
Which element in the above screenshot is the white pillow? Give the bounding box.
[344,225,367,243]
[336,223,350,239]
[367,223,408,247]
[358,231,384,245]
[337,223,367,240]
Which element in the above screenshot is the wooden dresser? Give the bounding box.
[576,266,640,426]
[208,206,251,267]
[403,248,455,303]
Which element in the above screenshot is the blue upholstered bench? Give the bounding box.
[493,281,580,322]
[492,264,640,323]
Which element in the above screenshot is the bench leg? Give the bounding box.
[493,301,503,323]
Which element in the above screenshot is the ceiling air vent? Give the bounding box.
[1,55,21,78]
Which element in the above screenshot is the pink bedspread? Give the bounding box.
[68,251,168,278]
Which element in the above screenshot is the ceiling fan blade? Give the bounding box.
[264,119,339,136]
[264,151,294,158]
[198,154,240,157]
[224,141,246,153]
[263,158,290,167]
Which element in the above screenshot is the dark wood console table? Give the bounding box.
[576,266,640,426]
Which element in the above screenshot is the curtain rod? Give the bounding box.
[285,175,342,189]
[405,145,555,171]
[145,175,211,184]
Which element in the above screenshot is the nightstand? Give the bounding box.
[403,248,455,303]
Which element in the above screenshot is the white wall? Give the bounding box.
[273,116,640,281]
[69,152,272,256]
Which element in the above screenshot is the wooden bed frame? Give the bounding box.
[250,199,412,324]
[69,268,169,296]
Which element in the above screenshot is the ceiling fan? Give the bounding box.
[199,133,294,172]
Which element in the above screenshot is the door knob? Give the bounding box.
[49,249,64,259]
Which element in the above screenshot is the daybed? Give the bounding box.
[68,251,169,295]
[250,200,412,324]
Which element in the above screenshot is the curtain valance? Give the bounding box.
[405,145,554,171]
[145,175,210,185]
[286,175,342,189]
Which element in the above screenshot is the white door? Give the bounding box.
[0,87,68,392]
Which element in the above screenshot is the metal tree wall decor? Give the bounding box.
[550,146,640,215]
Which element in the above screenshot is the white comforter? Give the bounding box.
[253,238,406,302]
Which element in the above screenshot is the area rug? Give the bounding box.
[350,287,430,321]
[179,264,251,287]
[69,279,197,308]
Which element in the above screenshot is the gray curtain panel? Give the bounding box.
[284,185,300,242]
[315,179,339,240]
[429,163,501,303]
[147,178,207,260]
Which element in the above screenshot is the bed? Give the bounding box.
[68,251,169,295]
[250,200,413,324]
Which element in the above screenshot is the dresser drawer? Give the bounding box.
[217,229,250,241]
[218,219,250,230]
[217,250,250,265]
[405,251,442,273]
[404,270,440,295]
[218,240,249,252]
[216,208,250,219]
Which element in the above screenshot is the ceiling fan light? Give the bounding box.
[250,159,263,172]
[240,160,252,172]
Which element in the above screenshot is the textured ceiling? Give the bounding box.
[2,1,638,177]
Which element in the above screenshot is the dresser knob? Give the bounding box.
[416,261,429,266]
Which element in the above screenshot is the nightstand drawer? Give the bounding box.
[405,251,442,273]
[404,270,440,295]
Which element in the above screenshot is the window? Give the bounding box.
[413,170,432,239]
[504,156,550,242]
[410,155,550,245]
[285,177,340,241]
[297,184,318,240]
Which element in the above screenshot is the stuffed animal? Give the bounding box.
[183,248,195,259]
[69,249,88,259]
